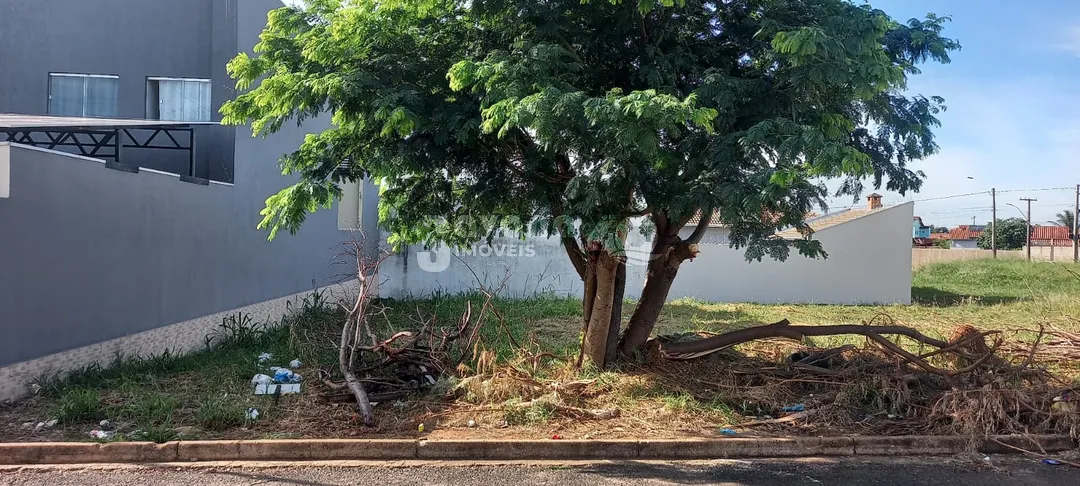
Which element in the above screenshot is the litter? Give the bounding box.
[781,404,806,413]
[254,383,301,395]
[45,419,58,427]
[289,359,302,369]
[257,352,272,363]
[88,429,114,440]
[1042,459,1063,466]
[251,374,273,385]
[418,423,425,432]
[467,419,477,428]
[551,434,562,440]
[246,408,260,420]
[273,369,302,383]
[99,420,111,429]
[718,428,738,436]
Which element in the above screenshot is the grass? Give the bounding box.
[3,258,1078,442]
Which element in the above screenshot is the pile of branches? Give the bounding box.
[1000,326,1080,364]
[326,240,509,426]
[654,316,1080,439]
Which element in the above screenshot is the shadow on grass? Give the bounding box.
[911,287,1024,307]
[660,302,777,332]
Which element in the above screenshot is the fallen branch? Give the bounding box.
[661,319,952,359]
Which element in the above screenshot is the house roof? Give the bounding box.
[940,225,984,241]
[685,209,820,229]
[913,216,929,228]
[775,208,874,239]
[1031,225,1070,241]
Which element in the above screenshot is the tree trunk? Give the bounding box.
[618,238,698,357]
[582,251,618,367]
[576,254,599,368]
[604,260,626,368]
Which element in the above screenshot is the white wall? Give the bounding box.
[376,203,914,305]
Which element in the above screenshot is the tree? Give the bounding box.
[977,218,1028,251]
[1053,210,1075,237]
[223,0,958,367]
[932,238,951,249]
[932,226,950,234]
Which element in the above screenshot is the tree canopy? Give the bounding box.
[223,0,958,366]
[978,218,1028,251]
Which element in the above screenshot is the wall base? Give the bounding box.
[0,280,358,403]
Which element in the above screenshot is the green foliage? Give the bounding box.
[51,388,104,423]
[224,0,957,266]
[977,218,1028,251]
[196,394,249,431]
[932,238,951,249]
[1054,210,1076,236]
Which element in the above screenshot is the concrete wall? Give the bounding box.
[0,0,264,182]
[378,204,914,305]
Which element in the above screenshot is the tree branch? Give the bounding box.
[685,206,713,244]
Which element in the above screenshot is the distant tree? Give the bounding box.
[977,218,1028,250]
[932,226,950,234]
[932,238,951,249]
[1053,210,1075,237]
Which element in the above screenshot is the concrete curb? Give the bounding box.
[0,435,1073,465]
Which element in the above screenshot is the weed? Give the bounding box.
[205,312,266,349]
[120,394,178,425]
[51,388,103,423]
[196,395,247,431]
[137,422,179,443]
[503,398,555,425]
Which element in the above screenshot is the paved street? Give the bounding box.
[2,457,1078,486]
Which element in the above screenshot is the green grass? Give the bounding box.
[7,258,1078,441]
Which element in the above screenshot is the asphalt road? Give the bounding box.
[1,457,1078,485]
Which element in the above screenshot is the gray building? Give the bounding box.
[0,0,378,401]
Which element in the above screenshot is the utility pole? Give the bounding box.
[1074,184,1079,263]
[971,216,976,225]
[1021,197,1037,261]
[991,188,997,258]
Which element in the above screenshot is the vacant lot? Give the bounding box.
[2,258,1077,442]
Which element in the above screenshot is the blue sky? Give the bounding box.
[280,0,1079,227]
[856,0,1080,227]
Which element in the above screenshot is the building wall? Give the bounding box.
[0,0,259,182]
[952,239,980,250]
[912,247,1077,269]
[378,204,914,305]
[0,0,369,371]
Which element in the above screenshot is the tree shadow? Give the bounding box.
[911,287,1024,307]
[658,302,776,333]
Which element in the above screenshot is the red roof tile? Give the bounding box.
[1031,225,1070,241]
[944,225,983,241]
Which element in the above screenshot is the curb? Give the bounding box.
[0,435,1073,465]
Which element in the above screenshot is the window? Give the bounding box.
[146,78,212,122]
[48,74,119,117]
[337,178,364,230]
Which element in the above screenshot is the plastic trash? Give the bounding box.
[467,419,477,428]
[718,428,738,436]
[418,423,425,432]
[289,359,302,369]
[551,434,563,440]
[273,369,302,383]
[269,366,283,372]
[781,404,806,413]
[99,420,111,429]
[45,419,58,427]
[251,374,273,385]
[257,352,272,363]
[1042,459,1063,466]
[88,429,114,440]
[246,408,259,420]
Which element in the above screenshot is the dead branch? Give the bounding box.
[660,319,953,359]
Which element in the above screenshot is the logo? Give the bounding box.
[416,243,537,273]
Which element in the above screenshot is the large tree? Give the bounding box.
[223,0,958,367]
[1053,210,1076,238]
[977,218,1028,251]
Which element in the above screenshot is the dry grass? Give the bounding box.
[2,258,1079,442]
